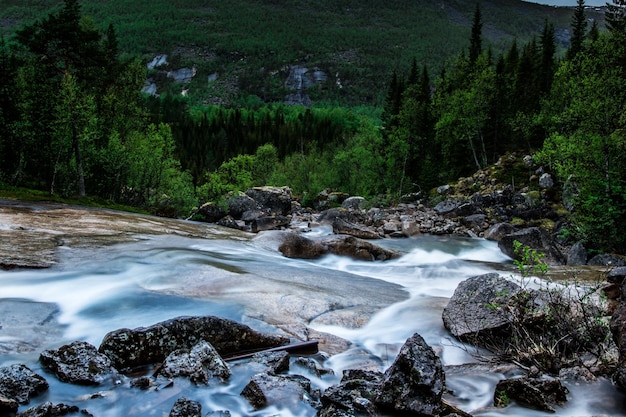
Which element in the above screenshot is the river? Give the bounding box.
[0,210,625,416]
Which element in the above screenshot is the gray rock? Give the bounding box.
[442,273,521,343]
[538,173,554,189]
[320,369,382,417]
[341,197,366,211]
[39,341,116,385]
[250,216,290,232]
[318,207,365,225]
[169,397,202,417]
[196,202,227,223]
[16,401,83,417]
[484,223,517,241]
[246,186,293,216]
[250,350,290,375]
[494,377,568,412]
[325,236,399,261]
[241,373,313,410]
[462,214,486,228]
[608,266,626,284]
[437,185,452,195]
[374,333,445,416]
[0,299,64,355]
[588,254,626,267]
[158,340,230,385]
[278,232,328,259]
[0,364,48,404]
[217,215,245,230]
[434,200,475,217]
[332,217,380,239]
[498,227,565,265]
[566,241,588,265]
[227,193,258,218]
[98,316,289,371]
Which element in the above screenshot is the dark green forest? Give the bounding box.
[0,0,625,253]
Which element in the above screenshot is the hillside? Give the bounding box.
[0,0,604,106]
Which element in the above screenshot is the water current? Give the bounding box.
[1,226,624,416]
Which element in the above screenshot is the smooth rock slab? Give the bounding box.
[98,316,289,371]
[0,299,64,355]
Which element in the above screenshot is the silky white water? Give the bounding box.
[0,230,624,416]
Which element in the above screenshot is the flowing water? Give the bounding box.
[0,225,624,416]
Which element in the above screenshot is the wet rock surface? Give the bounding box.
[39,341,117,386]
[157,340,231,385]
[494,377,568,412]
[442,273,523,343]
[241,373,315,411]
[374,333,445,416]
[98,316,289,371]
[0,299,65,355]
[0,364,48,404]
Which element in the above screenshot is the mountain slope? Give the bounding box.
[1,0,603,105]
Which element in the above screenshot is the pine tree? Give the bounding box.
[469,3,483,65]
[567,0,587,60]
[606,0,626,36]
[539,20,556,94]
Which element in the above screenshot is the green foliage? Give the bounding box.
[476,242,615,375]
[536,32,626,252]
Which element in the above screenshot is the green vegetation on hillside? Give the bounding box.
[0,0,592,106]
[0,0,625,254]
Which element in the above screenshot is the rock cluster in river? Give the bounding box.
[0,315,461,417]
[192,154,626,267]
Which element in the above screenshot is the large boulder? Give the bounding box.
[98,316,289,371]
[374,333,445,416]
[0,364,48,405]
[442,273,522,344]
[196,202,227,223]
[157,340,231,385]
[566,241,588,265]
[39,341,117,385]
[484,223,517,242]
[498,227,565,265]
[588,253,626,267]
[226,192,258,218]
[246,186,293,216]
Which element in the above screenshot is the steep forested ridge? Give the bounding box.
[0,0,625,253]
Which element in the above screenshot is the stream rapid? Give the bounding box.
[0,225,624,416]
